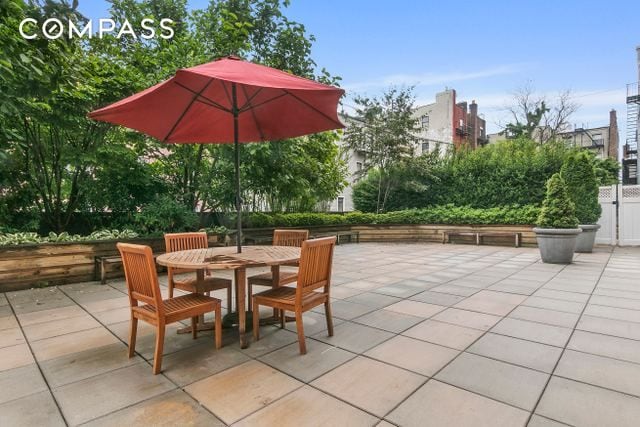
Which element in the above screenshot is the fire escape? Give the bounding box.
[623,82,639,184]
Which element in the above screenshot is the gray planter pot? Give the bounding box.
[533,227,582,264]
[575,224,601,253]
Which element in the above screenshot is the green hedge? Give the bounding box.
[244,205,540,228]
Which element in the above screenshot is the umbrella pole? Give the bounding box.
[232,83,242,253]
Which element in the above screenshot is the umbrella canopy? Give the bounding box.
[89,56,344,252]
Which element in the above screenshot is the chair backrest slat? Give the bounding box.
[117,243,163,314]
[165,232,209,274]
[273,229,308,247]
[296,236,336,302]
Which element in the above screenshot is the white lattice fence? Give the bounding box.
[596,185,617,245]
[620,185,640,246]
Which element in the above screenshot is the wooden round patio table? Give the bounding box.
[156,246,301,348]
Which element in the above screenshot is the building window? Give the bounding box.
[421,115,429,129]
[422,142,430,153]
[356,161,363,171]
[337,197,344,213]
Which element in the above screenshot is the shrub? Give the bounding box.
[561,151,602,224]
[0,229,139,246]
[536,174,579,229]
[134,196,199,235]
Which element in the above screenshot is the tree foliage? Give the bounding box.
[560,151,601,224]
[536,173,579,229]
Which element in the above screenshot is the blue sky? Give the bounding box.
[78,0,640,132]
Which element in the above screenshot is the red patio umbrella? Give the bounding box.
[89,56,344,252]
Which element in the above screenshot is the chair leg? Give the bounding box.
[128,316,138,358]
[215,304,222,350]
[295,311,306,355]
[280,310,285,329]
[153,325,166,375]
[191,316,198,339]
[324,300,334,337]
[252,299,260,341]
[168,272,174,298]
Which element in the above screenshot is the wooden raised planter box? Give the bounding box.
[0,225,534,291]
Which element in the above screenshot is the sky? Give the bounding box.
[78,0,640,133]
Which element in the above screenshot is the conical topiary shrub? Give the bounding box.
[536,173,579,229]
[560,151,602,224]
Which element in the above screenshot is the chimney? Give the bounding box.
[609,109,619,160]
[469,101,478,149]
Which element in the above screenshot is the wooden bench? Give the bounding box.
[95,253,165,284]
[443,231,521,248]
[311,231,359,245]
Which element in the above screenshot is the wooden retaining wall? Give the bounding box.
[0,224,534,291]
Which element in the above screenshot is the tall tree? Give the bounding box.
[344,86,421,212]
[504,82,579,144]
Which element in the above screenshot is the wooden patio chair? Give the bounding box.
[247,229,308,311]
[252,236,336,354]
[165,232,233,311]
[117,243,222,374]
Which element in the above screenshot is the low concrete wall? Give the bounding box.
[0,224,534,291]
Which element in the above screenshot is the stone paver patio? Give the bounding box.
[2,242,640,426]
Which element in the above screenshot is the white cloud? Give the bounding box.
[343,64,524,92]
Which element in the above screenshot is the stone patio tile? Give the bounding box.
[509,305,580,328]
[584,304,640,323]
[93,306,132,325]
[491,317,572,347]
[67,287,126,304]
[468,333,562,373]
[344,292,401,309]
[522,296,585,314]
[352,308,423,333]
[533,289,590,303]
[454,290,526,316]
[53,363,176,426]
[0,391,65,427]
[312,299,376,321]
[239,327,300,358]
[259,339,355,382]
[409,290,465,306]
[577,315,640,341]
[185,360,302,425]
[0,327,25,348]
[589,295,640,310]
[31,327,120,362]
[342,279,385,291]
[16,304,86,326]
[40,342,142,388]
[0,343,34,372]
[109,320,206,360]
[0,364,47,404]
[384,300,445,318]
[536,376,640,427]
[312,321,393,353]
[9,295,74,314]
[22,313,102,342]
[0,314,18,331]
[83,389,224,427]
[81,296,130,313]
[594,288,640,300]
[161,343,250,386]
[372,283,424,298]
[284,310,343,336]
[432,308,502,331]
[387,379,529,427]
[235,386,377,427]
[527,414,570,426]
[312,356,424,417]
[330,286,365,299]
[365,335,459,376]
[436,352,548,410]
[568,330,640,364]
[429,284,479,297]
[555,349,640,397]
[403,319,485,350]
[487,283,538,295]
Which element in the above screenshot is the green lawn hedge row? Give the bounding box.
[244,205,540,228]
